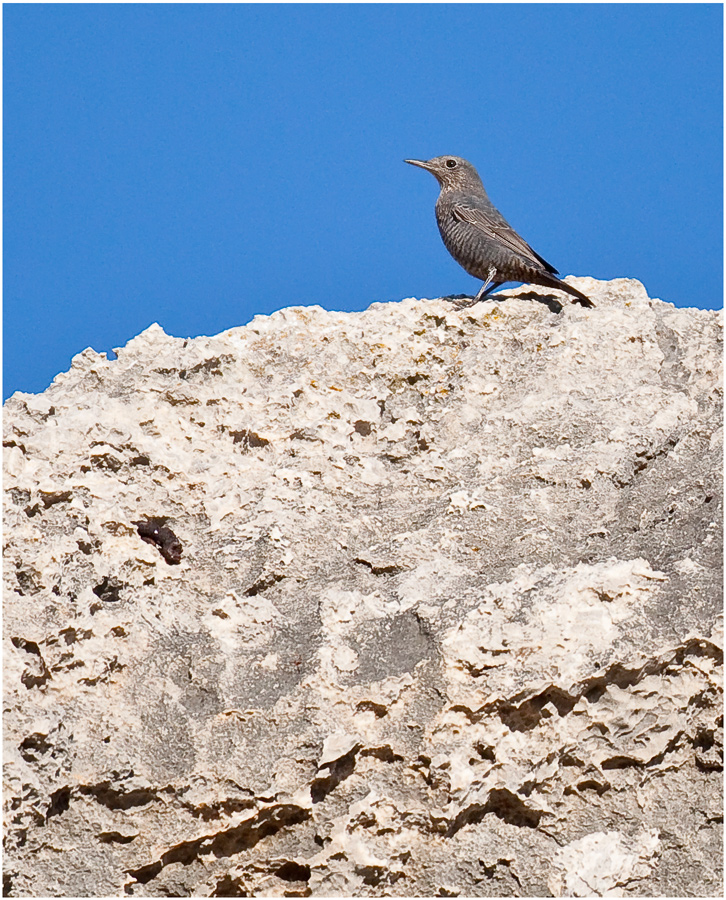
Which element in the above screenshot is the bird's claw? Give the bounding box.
[452,297,480,309]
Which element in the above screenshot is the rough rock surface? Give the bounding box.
[3,277,723,897]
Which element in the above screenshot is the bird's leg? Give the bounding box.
[453,269,503,308]
[478,281,504,299]
[452,267,501,309]
[474,266,498,301]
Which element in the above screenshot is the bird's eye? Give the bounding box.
[445,159,458,168]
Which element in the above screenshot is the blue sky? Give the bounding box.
[4,3,723,398]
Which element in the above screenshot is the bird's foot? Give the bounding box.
[442,294,479,308]
[454,297,481,309]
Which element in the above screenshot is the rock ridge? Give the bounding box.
[3,278,723,896]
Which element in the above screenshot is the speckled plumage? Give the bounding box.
[405,155,593,308]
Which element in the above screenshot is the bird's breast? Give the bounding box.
[435,208,492,277]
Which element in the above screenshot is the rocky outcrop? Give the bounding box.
[3,278,722,896]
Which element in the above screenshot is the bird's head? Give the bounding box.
[404,155,484,191]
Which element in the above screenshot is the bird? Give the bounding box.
[404,155,593,308]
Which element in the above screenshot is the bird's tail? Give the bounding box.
[539,273,594,308]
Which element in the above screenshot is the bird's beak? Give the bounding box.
[404,158,435,171]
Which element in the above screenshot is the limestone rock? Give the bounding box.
[3,278,723,896]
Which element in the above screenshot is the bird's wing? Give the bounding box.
[451,204,558,274]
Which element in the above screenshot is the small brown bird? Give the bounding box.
[405,155,593,308]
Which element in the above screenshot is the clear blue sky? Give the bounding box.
[4,3,723,398]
